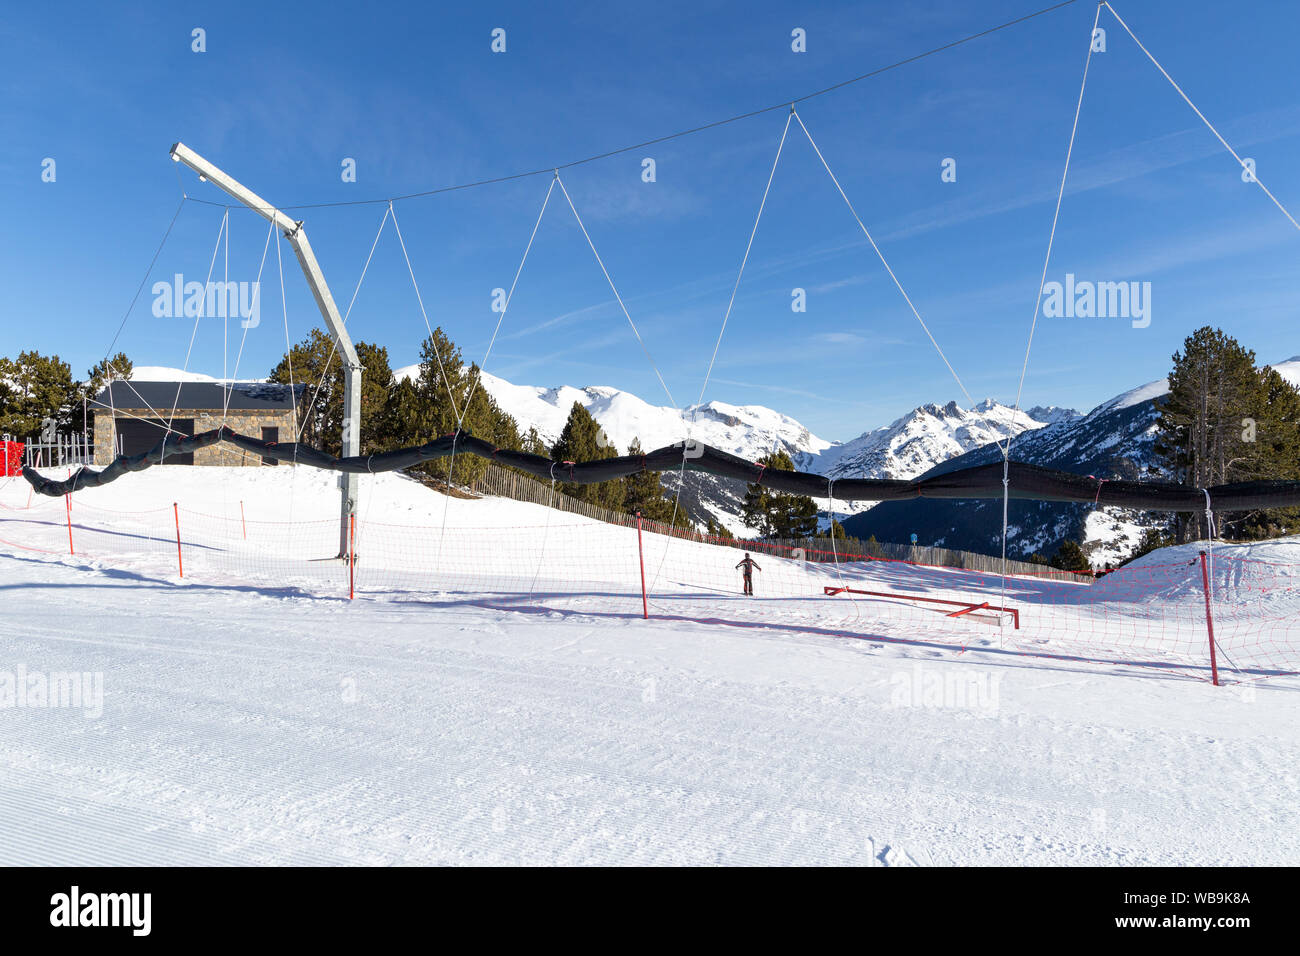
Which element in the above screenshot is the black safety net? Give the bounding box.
[22,425,1300,512]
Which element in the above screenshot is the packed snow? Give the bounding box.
[1,462,1298,866]
[129,366,266,384]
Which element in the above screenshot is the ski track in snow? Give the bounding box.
[2,549,1298,866]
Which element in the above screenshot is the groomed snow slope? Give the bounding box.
[1,466,1298,865]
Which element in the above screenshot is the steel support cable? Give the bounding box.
[166,208,229,439]
[554,172,678,411]
[458,176,557,427]
[652,112,793,599]
[1104,1,1300,236]
[99,196,188,440]
[793,107,978,409]
[1004,0,1101,455]
[221,218,277,422]
[998,3,1100,631]
[440,178,557,573]
[293,204,392,443]
[177,2,1081,213]
[390,202,467,424]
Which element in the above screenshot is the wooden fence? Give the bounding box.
[469,463,641,529]
[467,462,1091,581]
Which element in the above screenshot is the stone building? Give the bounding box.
[93,381,303,466]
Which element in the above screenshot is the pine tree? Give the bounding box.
[268,331,396,457]
[70,352,133,434]
[355,341,397,454]
[1155,328,1300,540]
[0,351,78,437]
[1049,539,1090,572]
[1230,364,1300,538]
[551,402,624,511]
[378,329,519,487]
[1119,526,1176,566]
[520,426,549,457]
[704,516,735,540]
[740,450,819,538]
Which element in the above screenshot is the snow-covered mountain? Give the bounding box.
[844,356,1300,567]
[475,369,836,465]
[391,364,1077,534]
[393,364,829,533]
[818,399,1079,482]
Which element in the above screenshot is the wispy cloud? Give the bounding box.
[707,377,866,406]
[878,103,1300,245]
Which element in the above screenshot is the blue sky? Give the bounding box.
[3,0,1300,441]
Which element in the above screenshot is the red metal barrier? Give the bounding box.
[1,441,23,477]
[825,585,1020,629]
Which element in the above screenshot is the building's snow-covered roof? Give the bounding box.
[96,381,303,412]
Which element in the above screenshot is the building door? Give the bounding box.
[116,418,195,464]
[261,426,279,465]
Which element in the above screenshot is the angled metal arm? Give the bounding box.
[170,142,362,555]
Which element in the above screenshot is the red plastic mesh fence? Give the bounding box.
[3,478,1298,685]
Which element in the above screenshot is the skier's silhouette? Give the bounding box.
[736,552,762,595]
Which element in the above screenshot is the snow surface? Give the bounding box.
[2,464,1298,865]
[1100,377,1171,414]
[129,366,266,384]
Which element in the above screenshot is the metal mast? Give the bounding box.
[170,142,361,556]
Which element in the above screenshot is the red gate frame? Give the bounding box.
[824,586,1020,629]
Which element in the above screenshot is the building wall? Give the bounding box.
[94,408,297,466]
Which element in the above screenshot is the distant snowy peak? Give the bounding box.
[391,365,833,463]
[395,361,1086,488]
[1025,405,1084,425]
[1095,377,1170,415]
[817,398,1080,482]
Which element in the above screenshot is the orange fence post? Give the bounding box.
[348,512,356,600]
[240,500,247,540]
[636,512,648,619]
[173,502,184,578]
[65,494,74,555]
[1199,550,1220,687]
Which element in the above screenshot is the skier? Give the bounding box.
[736,552,762,596]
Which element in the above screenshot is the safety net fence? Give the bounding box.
[4,467,1298,687]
